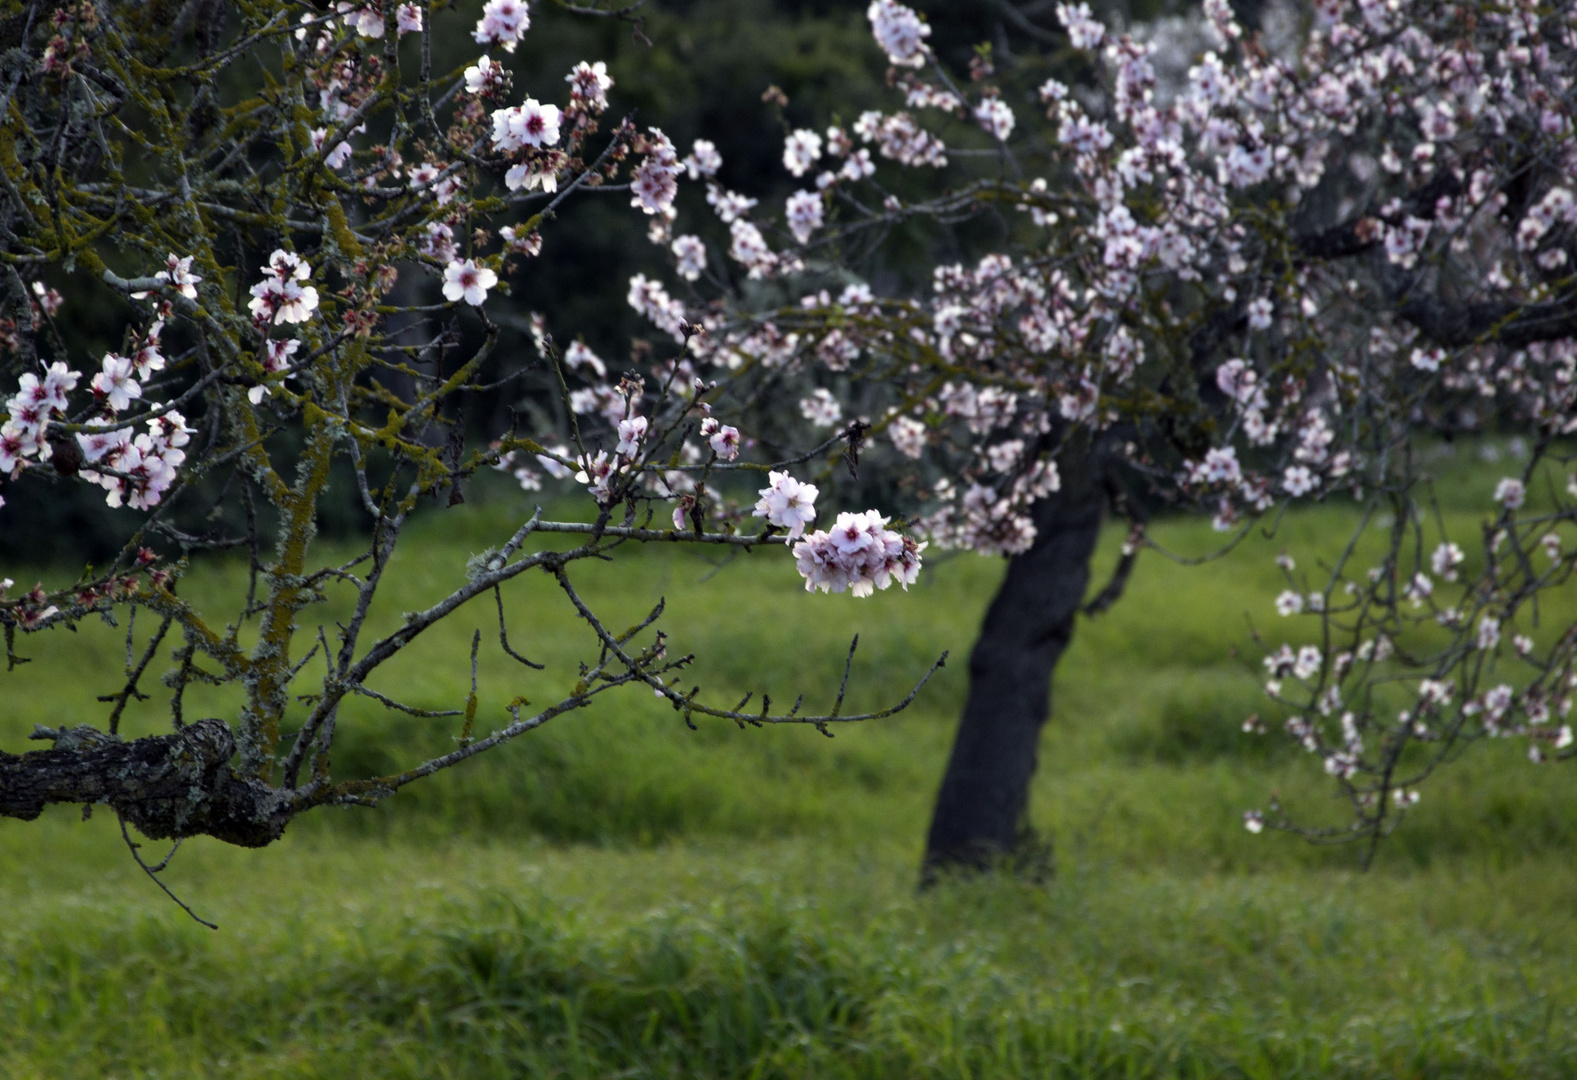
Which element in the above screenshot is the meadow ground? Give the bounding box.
[1,443,1574,1078]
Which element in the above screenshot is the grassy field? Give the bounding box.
[1,444,1575,1078]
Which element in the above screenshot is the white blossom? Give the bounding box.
[786,190,824,245]
[753,471,819,539]
[783,129,823,178]
[867,0,930,67]
[799,388,842,427]
[474,0,529,51]
[442,259,498,306]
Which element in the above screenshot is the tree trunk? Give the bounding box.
[921,451,1106,882]
[0,719,291,847]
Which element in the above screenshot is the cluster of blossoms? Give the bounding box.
[473,0,529,52]
[630,129,683,218]
[792,511,925,597]
[0,239,332,524]
[489,95,563,191]
[247,250,319,326]
[335,2,424,39]
[76,412,194,511]
[1,282,193,511]
[0,361,78,493]
[867,0,930,67]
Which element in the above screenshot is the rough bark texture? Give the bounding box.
[922,451,1106,881]
[0,719,290,847]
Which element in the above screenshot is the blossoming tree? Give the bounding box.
[597,0,1576,872]
[0,0,943,919]
[2,0,1575,909]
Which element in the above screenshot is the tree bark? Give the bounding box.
[0,719,291,847]
[921,450,1106,882]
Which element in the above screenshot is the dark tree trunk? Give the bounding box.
[0,719,291,847]
[921,451,1107,882]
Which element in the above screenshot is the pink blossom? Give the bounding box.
[708,424,740,460]
[419,222,459,263]
[573,450,617,502]
[563,341,606,377]
[315,130,353,169]
[0,421,44,474]
[889,415,927,458]
[631,160,678,215]
[728,220,776,278]
[1191,446,1241,486]
[30,281,62,316]
[504,161,559,194]
[1383,217,1431,269]
[1220,143,1272,188]
[499,226,543,256]
[263,338,300,374]
[248,277,319,325]
[75,421,130,466]
[1431,542,1464,580]
[337,3,383,38]
[154,253,202,299]
[1282,465,1316,496]
[38,362,79,413]
[615,416,648,457]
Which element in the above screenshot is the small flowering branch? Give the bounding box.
[548,563,948,730]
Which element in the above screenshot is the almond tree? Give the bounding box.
[0,0,943,923]
[602,0,1577,873]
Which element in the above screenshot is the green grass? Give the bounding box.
[1,440,1574,1077]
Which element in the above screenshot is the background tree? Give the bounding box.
[603,0,1577,875]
